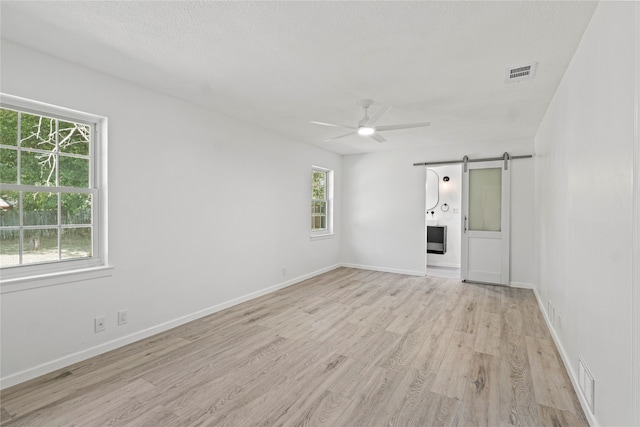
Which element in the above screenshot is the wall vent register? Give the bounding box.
[505,63,537,83]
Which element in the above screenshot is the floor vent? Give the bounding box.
[578,357,596,414]
[505,63,537,83]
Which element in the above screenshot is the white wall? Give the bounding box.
[534,3,636,426]
[426,165,462,269]
[0,41,342,386]
[510,157,536,287]
[341,143,536,286]
[340,149,427,276]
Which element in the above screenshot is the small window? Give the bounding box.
[311,166,333,237]
[0,94,108,285]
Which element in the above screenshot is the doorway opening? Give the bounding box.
[425,164,462,279]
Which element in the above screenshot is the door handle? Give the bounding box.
[464,215,467,233]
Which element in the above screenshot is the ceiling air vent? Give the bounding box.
[505,63,537,83]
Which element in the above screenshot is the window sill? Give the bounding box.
[310,233,335,241]
[0,265,114,294]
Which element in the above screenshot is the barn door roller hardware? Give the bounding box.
[413,153,532,170]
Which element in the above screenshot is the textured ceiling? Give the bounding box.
[1,1,597,154]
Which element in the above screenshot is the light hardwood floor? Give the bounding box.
[1,268,588,426]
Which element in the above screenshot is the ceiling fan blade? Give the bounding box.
[324,130,357,141]
[310,120,356,130]
[375,122,431,132]
[367,105,391,126]
[370,133,386,143]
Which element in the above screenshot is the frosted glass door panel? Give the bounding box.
[469,168,502,231]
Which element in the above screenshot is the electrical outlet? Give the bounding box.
[94,316,106,333]
[117,310,128,326]
[282,267,287,276]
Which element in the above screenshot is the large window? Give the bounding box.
[311,166,333,236]
[0,94,108,283]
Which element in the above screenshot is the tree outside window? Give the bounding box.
[0,103,99,271]
[311,167,332,236]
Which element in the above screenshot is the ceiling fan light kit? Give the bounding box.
[357,126,375,136]
[311,100,430,143]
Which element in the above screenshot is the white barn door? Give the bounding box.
[461,159,510,285]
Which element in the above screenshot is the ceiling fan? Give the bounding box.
[311,99,430,143]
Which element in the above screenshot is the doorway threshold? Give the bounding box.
[426,265,461,279]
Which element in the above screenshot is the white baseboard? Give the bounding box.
[340,263,425,277]
[0,264,341,390]
[531,287,600,427]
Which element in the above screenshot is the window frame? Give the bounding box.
[311,166,333,239]
[0,93,110,291]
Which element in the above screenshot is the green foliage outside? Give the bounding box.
[0,108,93,264]
[311,170,327,230]
[1,108,91,218]
[312,170,326,200]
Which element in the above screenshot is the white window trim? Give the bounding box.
[311,166,334,239]
[0,93,111,293]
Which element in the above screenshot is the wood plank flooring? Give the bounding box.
[0,268,588,426]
